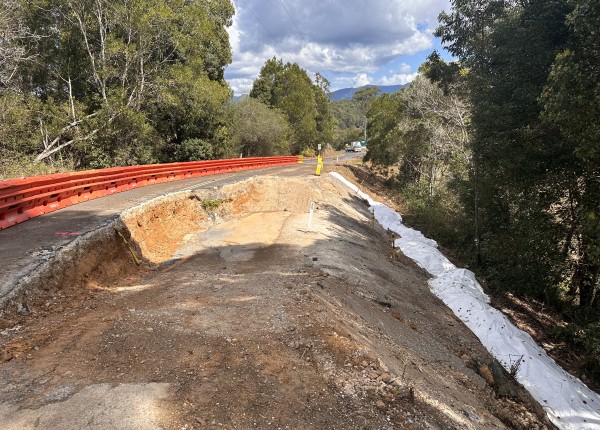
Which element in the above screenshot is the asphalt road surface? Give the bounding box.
[0,164,302,299]
[0,152,363,301]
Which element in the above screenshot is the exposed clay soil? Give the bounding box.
[0,171,554,429]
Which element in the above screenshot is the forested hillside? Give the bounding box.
[365,0,600,384]
[330,86,381,149]
[329,84,406,101]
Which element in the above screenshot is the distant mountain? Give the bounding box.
[233,84,407,103]
[232,94,249,102]
[329,84,407,101]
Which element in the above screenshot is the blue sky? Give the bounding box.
[225,0,453,95]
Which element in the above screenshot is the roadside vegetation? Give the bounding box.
[364,0,600,386]
[0,0,335,179]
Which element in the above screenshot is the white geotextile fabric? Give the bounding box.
[330,172,600,430]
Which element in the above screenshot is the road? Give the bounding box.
[0,152,362,301]
[0,164,299,300]
[0,159,552,429]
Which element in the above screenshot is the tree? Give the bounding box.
[313,73,335,147]
[436,0,579,302]
[366,76,469,195]
[352,87,380,141]
[250,58,334,154]
[363,91,405,167]
[0,0,39,90]
[1,0,235,170]
[230,98,290,157]
[541,0,600,307]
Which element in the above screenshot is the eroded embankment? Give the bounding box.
[0,192,202,317]
[0,177,319,345]
[0,175,555,430]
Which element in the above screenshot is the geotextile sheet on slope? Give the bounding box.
[330,172,600,430]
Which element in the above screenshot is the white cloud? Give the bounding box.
[376,72,419,86]
[225,0,450,94]
[227,77,255,96]
[398,63,412,73]
[352,73,371,88]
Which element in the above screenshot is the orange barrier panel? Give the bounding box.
[0,156,301,230]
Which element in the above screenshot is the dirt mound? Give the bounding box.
[0,174,553,429]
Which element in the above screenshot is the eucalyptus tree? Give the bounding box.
[352,86,380,141]
[250,58,334,154]
[2,0,235,169]
[231,98,290,157]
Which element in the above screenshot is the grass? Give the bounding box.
[0,156,74,181]
[200,199,226,211]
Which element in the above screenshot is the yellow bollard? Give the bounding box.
[315,154,324,176]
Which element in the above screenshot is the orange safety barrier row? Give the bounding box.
[0,156,303,231]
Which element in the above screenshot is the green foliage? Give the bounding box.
[249,57,334,154]
[330,100,362,129]
[420,51,464,96]
[200,199,225,211]
[332,127,363,151]
[0,0,235,174]
[176,138,214,161]
[366,76,470,195]
[553,320,600,384]
[230,98,290,157]
[399,183,471,255]
[352,87,380,140]
[363,92,405,167]
[435,0,577,300]
[365,72,472,266]
[541,0,600,307]
[433,0,600,385]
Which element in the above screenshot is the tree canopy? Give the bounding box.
[250,58,334,155]
[0,0,235,175]
[362,0,599,382]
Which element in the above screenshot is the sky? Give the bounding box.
[224,0,453,95]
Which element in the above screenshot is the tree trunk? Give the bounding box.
[575,252,599,308]
[474,160,482,267]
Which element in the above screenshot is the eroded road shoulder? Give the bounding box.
[0,175,553,429]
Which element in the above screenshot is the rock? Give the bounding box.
[381,373,392,383]
[461,353,475,367]
[17,303,30,316]
[375,400,386,410]
[489,359,520,399]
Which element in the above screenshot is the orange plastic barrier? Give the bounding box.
[0,156,303,230]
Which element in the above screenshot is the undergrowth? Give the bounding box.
[200,199,226,211]
[0,155,74,181]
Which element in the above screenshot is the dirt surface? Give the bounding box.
[0,170,554,429]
